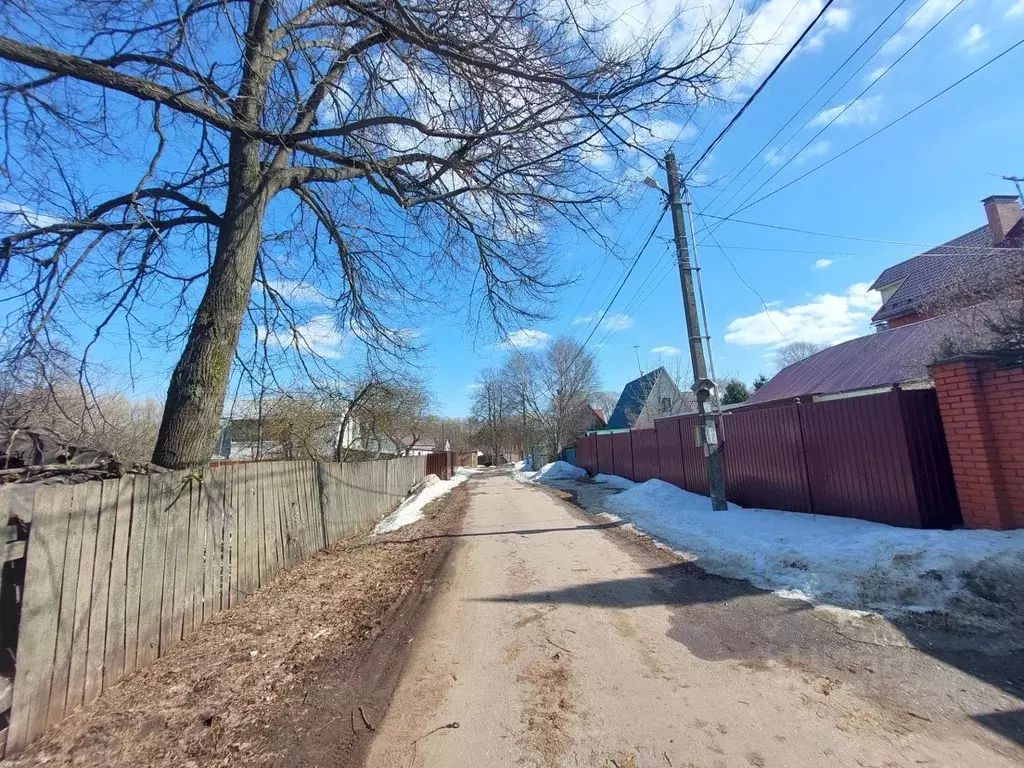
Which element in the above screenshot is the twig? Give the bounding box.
[359,705,375,731]
[663,751,673,766]
[546,637,572,655]
[411,721,460,745]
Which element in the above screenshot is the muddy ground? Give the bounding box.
[5,484,469,768]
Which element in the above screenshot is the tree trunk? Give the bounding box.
[152,137,270,469]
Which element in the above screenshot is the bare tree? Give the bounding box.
[541,337,599,454]
[590,390,619,420]
[355,378,433,455]
[0,0,739,468]
[773,341,826,370]
[471,367,513,461]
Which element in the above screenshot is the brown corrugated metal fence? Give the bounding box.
[576,389,961,529]
[426,451,456,480]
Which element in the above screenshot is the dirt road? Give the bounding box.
[365,471,1024,768]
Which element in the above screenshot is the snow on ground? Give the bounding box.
[593,473,635,490]
[587,476,1024,621]
[514,460,587,484]
[374,468,473,534]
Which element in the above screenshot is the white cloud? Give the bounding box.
[1009,0,1024,18]
[810,95,883,127]
[908,0,961,29]
[259,315,346,358]
[806,6,853,50]
[259,278,325,304]
[499,329,551,349]
[0,200,61,228]
[651,345,682,356]
[866,66,889,83]
[960,24,986,49]
[879,0,964,57]
[572,313,633,331]
[734,1,852,83]
[724,283,881,347]
[639,119,697,145]
[601,313,633,332]
[797,140,832,163]
[764,140,831,168]
[466,382,483,390]
[813,258,833,269]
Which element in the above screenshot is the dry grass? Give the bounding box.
[7,486,469,767]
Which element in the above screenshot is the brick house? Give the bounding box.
[871,195,1024,329]
[748,194,1024,407]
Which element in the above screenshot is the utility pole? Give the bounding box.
[664,149,727,511]
[632,345,644,376]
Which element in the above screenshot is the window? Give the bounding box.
[660,397,672,412]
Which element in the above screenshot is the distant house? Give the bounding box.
[584,405,607,432]
[749,194,1024,407]
[604,367,697,430]
[402,436,451,456]
[214,413,360,461]
[871,195,1024,329]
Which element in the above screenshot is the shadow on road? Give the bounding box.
[483,556,1024,747]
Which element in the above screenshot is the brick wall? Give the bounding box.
[930,356,1024,529]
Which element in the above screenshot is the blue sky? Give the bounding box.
[432,0,1024,416]
[3,0,1022,419]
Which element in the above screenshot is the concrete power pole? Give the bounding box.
[664,149,727,511]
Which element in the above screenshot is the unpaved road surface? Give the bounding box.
[365,471,1024,768]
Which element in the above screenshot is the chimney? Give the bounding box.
[982,194,1022,243]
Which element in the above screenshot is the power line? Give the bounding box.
[702,0,912,213]
[667,0,804,151]
[693,211,1024,252]
[719,0,967,219]
[567,205,670,368]
[684,0,837,183]
[693,208,793,347]
[730,36,1024,216]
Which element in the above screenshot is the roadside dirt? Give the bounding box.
[5,484,469,768]
[364,472,1024,767]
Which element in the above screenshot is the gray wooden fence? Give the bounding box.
[3,456,425,753]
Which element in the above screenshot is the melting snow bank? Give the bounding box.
[514,460,587,484]
[374,468,473,534]
[593,473,635,489]
[599,478,1024,621]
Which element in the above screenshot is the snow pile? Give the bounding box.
[532,461,587,482]
[374,469,471,534]
[514,457,533,472]
[600,478,1024,618]
[593,473,635,490]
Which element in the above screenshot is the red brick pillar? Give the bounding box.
[929,356,1012,529]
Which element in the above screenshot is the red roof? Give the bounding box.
[747,306,1000,405]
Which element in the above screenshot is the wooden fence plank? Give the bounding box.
[288,461,306,560]
[202,468,225,621]
[159,475,188,655]
[268,463,284,577]
[184,477,204,637]
[254,462,268,587]
[235,464,248,597]
[83,480,117,707]
[104,477,133,690]
[7,486,64,750]
[228,463,240,609]
[239,463,254,595]
[247,462,260,591]
[137,472,171,667]
[64,480,102,716]
[280,462,297,566]
[123,475,147,676]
